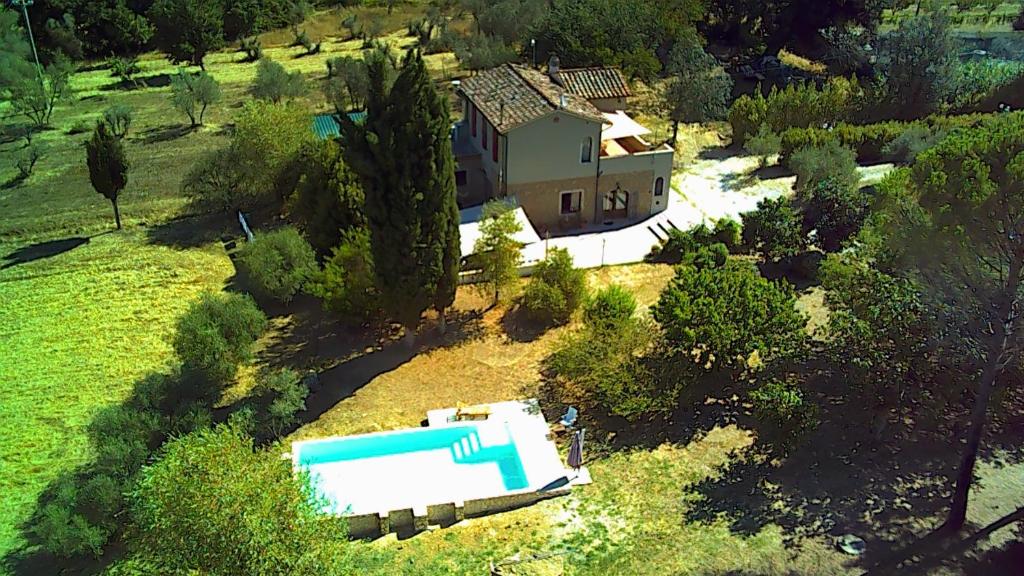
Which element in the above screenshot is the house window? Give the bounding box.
[654,177,665,197]
[471,105,477,137]
[482,122,488,150]
[581,136,593,163]
[455,170,467,186]
[560,190,582,215]
[492,129,498,162]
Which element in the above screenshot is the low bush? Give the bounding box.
[787,140,859,197]
[248,368,309,438]
[236,227,318,303]
[240,36,263,61]
[779,112,1000,163]
[66,118,92,135]
[749,378,819,439]
[309,227,379,323]
[109,55,140,85]
[584,284,637,331]
[740,197,805,262]
[648,224,718,264]
[745,125,781,168]
[103,104,132,139]
[545,317,683,420]
[686,242,729,270]
[16,144,43,178]
[712,217,742,252]
[522,248,587,325]
[173,292,267,389]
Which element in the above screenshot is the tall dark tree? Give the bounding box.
[340,50,460,343]
[86,122,129,230]
[882,113,1024,531]
[149,0,225,69]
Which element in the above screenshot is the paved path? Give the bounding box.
[516,154,893,270]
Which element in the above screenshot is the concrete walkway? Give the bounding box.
[512,154,893,271]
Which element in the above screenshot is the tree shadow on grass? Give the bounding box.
[135,124,194,145]
[1,231,113,270]
[1,172,29,190]
[284,309,485,429]
[758,252,824,291]
[681,362,1024,572]
[699,145,741,161]
[102,73,174,92]
[144,212,237,249]
[500,303,550,343]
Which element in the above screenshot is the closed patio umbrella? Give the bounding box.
[567,428,585,471]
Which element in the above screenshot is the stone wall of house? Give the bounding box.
[508,175,599,235]
[588,96,628,112]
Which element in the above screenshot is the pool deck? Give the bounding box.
[293,399,589,538]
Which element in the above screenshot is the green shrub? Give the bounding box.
[240,36,263,61]
[729,78,859,145]
[653,261,807,372]
[740,197,806,261]
[881,124,947,164]
[33,500,108,558]
[523,280,568,325]
[249,368,309,438]
[584,284,637,331]
[173,292,267,389]
[712,217,742,252]
[749,379,819,438]
[237,227,318,303]
[88,406,164,480]
[545,317,681,419]
[66,118,92,135]
[523,248,587,325]
[103,104,132,139]
[745,124,781,167]
[109,55,140,84]
[649,224,722,263]
[787,140,859,197]
[309,227,378,323]
[16,144,43,178]
[728,91,768,145]
[251,58,306,103]
[686,242,728,270]
[803,176,871,252]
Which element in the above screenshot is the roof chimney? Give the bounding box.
[559,93,568,108]
[548,54,564,87]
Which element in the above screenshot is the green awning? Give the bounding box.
[312,112,367,140]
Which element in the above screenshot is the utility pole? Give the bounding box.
[12,0,44,84]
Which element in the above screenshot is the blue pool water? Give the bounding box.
[295,424,528,491]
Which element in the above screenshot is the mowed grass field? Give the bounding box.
[0,232,234,555]
[0,5,449,559]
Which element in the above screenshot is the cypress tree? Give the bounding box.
[341,48,460,343]
[86,121,129,230]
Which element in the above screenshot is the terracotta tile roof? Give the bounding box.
[557,67,632,100]
[459,64,604,134]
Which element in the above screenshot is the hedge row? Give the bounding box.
[778,112,1001,163]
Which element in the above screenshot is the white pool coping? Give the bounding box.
[291,399,586,532]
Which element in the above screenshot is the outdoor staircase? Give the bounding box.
[450,431,483,462]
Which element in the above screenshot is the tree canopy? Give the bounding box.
[149,0,226,69]
[130,423,365,575]
[653,260,807,371]
[880,111,1024,530]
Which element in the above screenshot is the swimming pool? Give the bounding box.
[294,421,533,516]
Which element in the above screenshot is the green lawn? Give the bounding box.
[0,231,234,557]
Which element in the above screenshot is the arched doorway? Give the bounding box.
[603,186,629,220]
